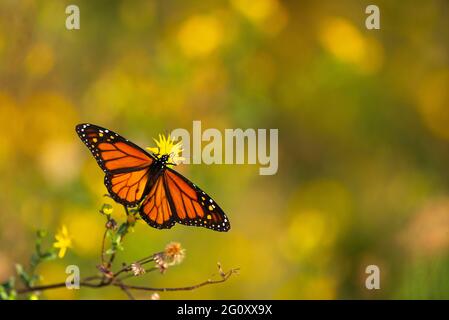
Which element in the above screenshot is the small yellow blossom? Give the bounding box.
[101,203,113,215]
[53,225,72,258]
[146,134,185,165]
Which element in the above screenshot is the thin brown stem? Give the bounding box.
[106,205,130,268]
[111,253,155,279]
[115,279,135,300]
[16,268,238,296]
[114,268,239,293]
[117,267,158,282]
[137,255,155,264]
[17,276,104,294]
[100,229,108,266]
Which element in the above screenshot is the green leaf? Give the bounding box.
[15,264,32,287]
[40,251,57,262]
[117,223,129,236]
[0,286,8,300]
[36,229,48,239]
[112,234,122,247]
[30,253,40,269]
[0,277,16,300]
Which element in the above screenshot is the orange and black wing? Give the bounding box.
[139,173,176,229]
[139,168,230,232]
[76,123,155,206]
[164,169,230,232]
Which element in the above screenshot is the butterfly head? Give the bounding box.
[146,133,185,167]
[160,154,170,163]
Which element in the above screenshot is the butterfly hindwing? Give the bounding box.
[76,123,155,206]
[164,169,230,232]
[139,173,176,229]
[138,170,230,231]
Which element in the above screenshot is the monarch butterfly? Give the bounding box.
[76,123,230,232]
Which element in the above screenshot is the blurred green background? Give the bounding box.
[1,0,449,299]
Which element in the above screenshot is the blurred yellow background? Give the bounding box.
[1,0,449,299]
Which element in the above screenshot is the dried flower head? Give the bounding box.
[164,242,186,265]
[105,218,118,230]
[97,264,114,278]
[153,242,186,273]
[130,262,146,276]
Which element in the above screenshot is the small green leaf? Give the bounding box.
[112,234,122,246]
[15,264,24,275]
[2,276,15,289]
[0,286,8,300]
[117,223,129,236]
[15,264,32,287]
[40,251,57,262]
[30,253,40,269]
[0,277,16,300]
[36,230,47,238]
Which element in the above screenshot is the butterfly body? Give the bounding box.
[76,123,230,232]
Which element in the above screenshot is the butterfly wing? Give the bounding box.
[76,123,155,206]
[139,169,230,231]
[139,173,176,229]
[140,168,231,231]
[164,169,230,232]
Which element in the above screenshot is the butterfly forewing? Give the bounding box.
[76,123,155,206]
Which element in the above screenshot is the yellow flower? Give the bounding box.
[101,203,113,215]
[53,225,72,258]
[146,134,185,165]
